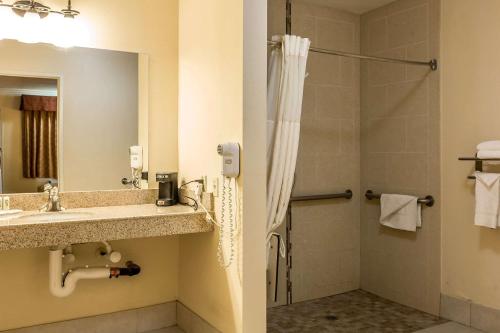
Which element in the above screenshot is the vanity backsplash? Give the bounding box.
[8,189,157,211]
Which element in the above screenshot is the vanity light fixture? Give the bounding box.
[0,0,81,46]
[0,0,79,18]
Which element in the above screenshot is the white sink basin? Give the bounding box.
[16,211,94,223]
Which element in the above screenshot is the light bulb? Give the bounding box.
[46,13,62,44]
[0,6,7,40]
[18,11,42,44]
[53,16,75,48]
[0,6,18,40]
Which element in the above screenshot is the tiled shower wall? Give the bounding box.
[267,0,440,313]
[268,0,361,305]
[360,0,441,315]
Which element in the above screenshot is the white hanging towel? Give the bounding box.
[379,194,422,232]
[477,141,500,151]
[477,150,500,159]
[474,172,500,228]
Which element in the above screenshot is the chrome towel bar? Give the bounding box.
[458,156,500,180]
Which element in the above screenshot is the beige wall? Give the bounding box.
[0,1,179,331]
[268,0,361,304]
[441,0,500,311]
[0,238,179,331]
[177,0,243,331]
[360,0,441,315]
[178,0,267,332]
[241,0,267,330]
[0,42,138,192]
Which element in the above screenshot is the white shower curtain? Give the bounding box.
[266,35,310,263]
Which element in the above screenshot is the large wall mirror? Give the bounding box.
[0,40,148,193]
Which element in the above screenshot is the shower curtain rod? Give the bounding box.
[267,40,438,71]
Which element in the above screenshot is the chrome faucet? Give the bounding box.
[41,184,64,212]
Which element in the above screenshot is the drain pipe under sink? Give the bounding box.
[49,248,141,298]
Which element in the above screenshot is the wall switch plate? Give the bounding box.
[202,175,208,192]
[212,178,219,197]
[201,192,215,211]
[2,196,10,210]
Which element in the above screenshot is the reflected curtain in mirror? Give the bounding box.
[20,95,58,179]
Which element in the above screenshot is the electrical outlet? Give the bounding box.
[202,175,208,192]
[2,196,10,210]
[193,182,203,201]
[212,177,220,197]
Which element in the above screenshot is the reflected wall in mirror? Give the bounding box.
[0,40,148,194]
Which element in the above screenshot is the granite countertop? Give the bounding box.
[0,204,213,251]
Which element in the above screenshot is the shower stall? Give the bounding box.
[267,0,441,331]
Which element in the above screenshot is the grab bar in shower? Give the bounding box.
[279,189,353,304]
[365,190,435,207]
[289,190,353,202]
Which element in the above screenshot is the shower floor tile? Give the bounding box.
[267,290,447,332]
[414,322,483,332]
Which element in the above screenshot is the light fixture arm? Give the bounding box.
[61,0,79,18]
[0,0,79,18]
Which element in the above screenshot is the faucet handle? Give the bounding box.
[43,183,53,192]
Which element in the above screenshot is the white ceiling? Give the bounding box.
[296,0,397,14]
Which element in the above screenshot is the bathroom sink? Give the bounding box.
[16,211,95,223]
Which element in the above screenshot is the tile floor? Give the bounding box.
[414,322,483,332]
[267,290,448,332]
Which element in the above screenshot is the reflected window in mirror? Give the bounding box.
[0,76,58,194]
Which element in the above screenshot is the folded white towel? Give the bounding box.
[477,150,500,159]
[477,141,500,151]
[475,172,500,228]
[380,194,422,232]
